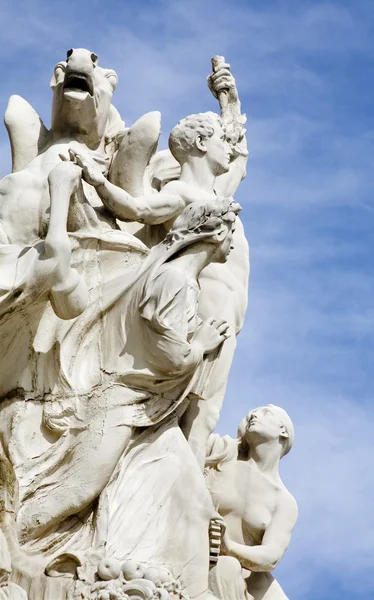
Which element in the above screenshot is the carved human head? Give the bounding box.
[169,112,231,176]
[238,404,294,458]
[50,48,120,146]
[165,197,240,263]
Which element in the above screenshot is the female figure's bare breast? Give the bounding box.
[217,461,280,546]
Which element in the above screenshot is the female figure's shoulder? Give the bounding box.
[271,483,298,537]
[278,486,298,522]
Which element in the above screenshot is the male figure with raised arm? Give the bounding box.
[67,60,250,468]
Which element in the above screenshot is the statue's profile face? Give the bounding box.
[204,122,231,176]
[212,220,235,264]
[245,406,286,443]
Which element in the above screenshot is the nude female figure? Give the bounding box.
[205,405,298,600]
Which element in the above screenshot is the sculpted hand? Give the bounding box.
[193,317,230,354]
[60,148,106,187]
[210,514,232,556]
[211,513,227,536]
[219,524,234,556]
[208,62,239,104]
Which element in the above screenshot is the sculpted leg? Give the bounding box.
[209,556,251,600]
[17,407,133,544]
[210,558,288,600]
[246,573,289,600]
[180,334,236,469]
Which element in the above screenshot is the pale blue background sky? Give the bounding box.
[0,1,373,598]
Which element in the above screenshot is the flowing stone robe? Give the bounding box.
[0,228,214,599]
[97,418,213,600]
[0,228,148,555]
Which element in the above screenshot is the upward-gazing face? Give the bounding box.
[201,122,232,176]
[244,405,288,445]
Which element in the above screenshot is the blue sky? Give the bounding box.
[0,1,373,598]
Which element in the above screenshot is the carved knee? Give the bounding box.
[209,556,247,600]
[216,555,242,577]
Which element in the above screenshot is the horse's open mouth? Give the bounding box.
[63,72,93,97]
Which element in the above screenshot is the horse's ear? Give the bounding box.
[50,62,66,89]
[105,69,118,91]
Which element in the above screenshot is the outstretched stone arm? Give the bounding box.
[97,179,184,225]
[214,146,247,199]
[222,496,298,572]
[68,149,185,225]
[0,162,87,324]
[209,57,248,199]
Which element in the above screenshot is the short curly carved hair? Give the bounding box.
[169,112,224,164]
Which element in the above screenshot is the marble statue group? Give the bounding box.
[0,48,298,600]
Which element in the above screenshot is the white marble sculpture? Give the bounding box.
[0,48,297,600]
[205,406,298,600]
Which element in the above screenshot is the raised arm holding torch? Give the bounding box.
[209,55,247,152]
[208,55,248,199]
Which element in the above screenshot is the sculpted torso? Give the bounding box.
[213,460,286,548]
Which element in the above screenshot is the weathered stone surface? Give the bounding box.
[0,47,296,600]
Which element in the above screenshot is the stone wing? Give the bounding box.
[109,111,161,197]
[4,95,49,173]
